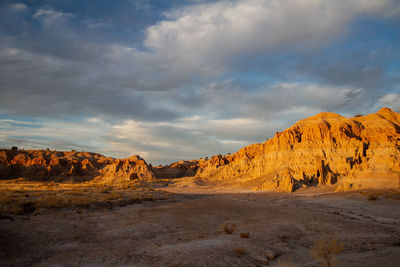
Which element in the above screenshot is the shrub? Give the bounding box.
[277,259,294,267]
[265,249,277,260]
[310,238,344,267]
[224,224,234,234]
[233,247,246,256]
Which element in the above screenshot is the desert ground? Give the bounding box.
[1,180,400,267]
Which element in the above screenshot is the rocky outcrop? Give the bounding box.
[0,149,113,181]
[0,149,153,183]
[94,155,154,184]
[196,108,400,192]
[151,160,200,179]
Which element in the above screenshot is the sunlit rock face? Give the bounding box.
[196,108,400,192]
[151,160,200,179]
[94,155,154,184]
[0,150,154,183]
[0,149,114,182]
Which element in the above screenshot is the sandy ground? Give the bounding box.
[1,184,400,266]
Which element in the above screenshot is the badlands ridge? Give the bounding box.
[1,107,399,192]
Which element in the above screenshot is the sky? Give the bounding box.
[0,0,399,165]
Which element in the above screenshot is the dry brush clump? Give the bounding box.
[233,247,246,256]
[366,194,378,201]
[0,180,170,216]
[360,189,400,201]
[310,237,344,267]
[223,223,235,234]
[277,259,294,267]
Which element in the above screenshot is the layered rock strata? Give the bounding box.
[94,155,154,183]
[196,108,400,192]
[0,150,153,183]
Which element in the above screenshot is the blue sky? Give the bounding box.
[0,0,399,164]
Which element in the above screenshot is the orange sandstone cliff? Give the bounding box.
[151,160,200,179]
[94,155,154,183]
[195,108,400,192]
[0,149,153,183]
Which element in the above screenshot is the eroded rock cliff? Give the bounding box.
[196,108,400,192]
[0,149,153,183]
[94,155,154,183]
[151,160,200,179]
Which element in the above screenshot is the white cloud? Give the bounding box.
[379,93,400,111]
[0,114,279,164]
[10,3,27,11]
[176,80,364,122]
[260,82,364,109]
[143,0,396,72]
[0,118,105,152]
[33,8,74,20]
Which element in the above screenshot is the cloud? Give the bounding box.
[379,93,400,111]
[144,0,397,72]
[174,80,365,122]
[9,3,27,11]
[0,0,398,120]
[0,118,100,152]
[33,8,74,20]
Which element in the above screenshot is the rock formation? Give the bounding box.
[196,108,400,192]
[0,149,153,183]
[94,155,154,184]
[151,160,199,179]
[0,149,110,181]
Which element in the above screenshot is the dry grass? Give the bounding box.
[265,249,277,260]
[233,247,246,256]
[360,190,379,201]
[0,179,171,216]
[277,259,294,267]
[360,189,400,201]
[367,194,378,201]
[223,223,234,234]
[310,237,344,267]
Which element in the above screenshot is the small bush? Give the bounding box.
[265,249,277,260]
[277,259,294,267]
[224,224,234,234]
[367,194,378,201]
[75,207,84,214]
[310,238,344,267]
[233,247,246,256]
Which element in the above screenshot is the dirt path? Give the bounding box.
[1,190,400,266]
